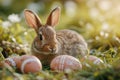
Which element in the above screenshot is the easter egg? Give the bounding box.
[4,56,21,68]
[81,55,104,65]
[50,55,82,72]
[20,55,42,73]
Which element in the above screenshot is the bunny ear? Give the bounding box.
[24,9,42,32]
[46,7,61,27]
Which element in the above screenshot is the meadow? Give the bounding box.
[0,0,120,80]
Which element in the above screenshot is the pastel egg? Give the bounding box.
[81,55,104,65]
[20,55,42,73]
[50,55,82,72]
[4,56,21,68]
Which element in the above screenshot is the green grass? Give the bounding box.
[0,19,120,80]
[0,0,120,79]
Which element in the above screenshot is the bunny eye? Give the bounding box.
[39,32,43,40]
[39,34,43,40]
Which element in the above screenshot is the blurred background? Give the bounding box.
[0,0,120,51]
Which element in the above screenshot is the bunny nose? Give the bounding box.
[49,47,56,53]
[51,48,56,53]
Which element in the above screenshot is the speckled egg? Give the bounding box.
[20,55,42,73]
[50,55,82,72]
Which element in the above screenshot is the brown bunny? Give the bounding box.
[24,7,88,65]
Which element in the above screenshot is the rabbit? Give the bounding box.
[24,7,88,65]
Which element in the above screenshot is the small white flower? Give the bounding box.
[105,33,109,38]
[86,23,93,29]
[100,31,109,38]
[89,8,99,18]
[8,14,21,23]
[98,1,111,11]
[102,23,109,30]
[2,21,11,28]
[95,36,100,40]
[65,1,77,17]
[100,31,105,36]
